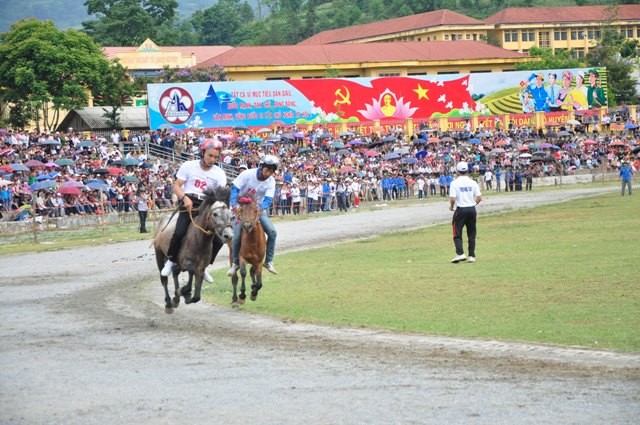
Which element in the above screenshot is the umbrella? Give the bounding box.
[219,134,234,140]
[0,165,13,173]
[10,163,29,172]
[348,139,364,146]
[25,159,46,168]
[477,132,492,138]
[108,167,125,175]
[249,137,264,143]
[517,145,530,151]
[123,158,140,166]
[44,162,59,168]
[382,135,397,143]
[625,123,638,130]
[336,149,351,156]
[261,142,274,147]
[77,141,96,148]
[339,166,355,173]
[331,141,345,149]
[364,150,379,157]
[403,157,418,164]
[368,140,384,148]
[30,180,58,191]
[546,131,558,138]
[58,186,81,195]
[413,139,426,145]
[267,135,281,142]
[0,148,14,156]
[609,140,627,147]
[281,133,295,140]
[233,124,247,131]
[256,127,272,134]
[566,119,582,126]
[468,138,481,145]
[557,131,571,137]
[0,178,12,186]
[293,132,305,138]
[318,133,332,140]
[415,150,427,160]
[123,175,140,183]
[538,143,555,149]
[495,140,508,147]
[85,182,110,192]
[54,158,75,166]
[41,139,61,146]
[93,168,109,175]
[583,139,597,145]
[428,137,440,144]
[384,152,401,160]
[36,174,51,181]
[490,148,506,154]
[519,153,532,158]
[339,131,354,137]
[110,159,127,166]
[61,180,85,188]
[298,147,312,154]
[441,136,454,143]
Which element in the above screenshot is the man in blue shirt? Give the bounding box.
[620,161,634,196]
[526,73,550,112]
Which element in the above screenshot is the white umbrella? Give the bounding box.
[566,119,581,126]
[519,153,532,158]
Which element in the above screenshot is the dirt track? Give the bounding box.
[1,187,639,425]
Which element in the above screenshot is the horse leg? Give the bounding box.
[191,273,203,304]
[231,273,238,308]
[171,273,181,308]
[250,265,263,301]
[239,263,247,304]
[160,275,174,314]
[181,272,193,304]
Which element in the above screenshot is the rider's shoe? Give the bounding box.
[226,263,239,276]
[161,259,176,276]
[203,272,214,283]
[450,254,466,264]
[264,262,278,275]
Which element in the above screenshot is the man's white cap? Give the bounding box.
[456,161,469,172]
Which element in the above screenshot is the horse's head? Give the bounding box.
[237,192,260,233]
[199,186,233,242]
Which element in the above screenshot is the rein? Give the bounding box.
[187,203,231,238]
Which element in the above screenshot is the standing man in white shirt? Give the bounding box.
[449,161,482,263]
[483,169,493,191]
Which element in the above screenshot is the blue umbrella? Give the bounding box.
[384,152,401,160]
[249,137,264,143]
[36,174,52,181]
[261,142,274,147]
[41,140,61,146]
[77,141,96,148]
[415,150,427,160]
[469,138,481,144]
[30,180,57,191]
[625,123,638,130]
[382,135,397,143]
[403,157,418,164]
[123,158,141,166]
[85,179,106,184]
[85,181,110,192]
[48,171,60,179]
[10,163,29,172]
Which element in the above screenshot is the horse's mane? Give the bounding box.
[199,185,231,213]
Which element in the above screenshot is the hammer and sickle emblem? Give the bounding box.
[333,86,351,107]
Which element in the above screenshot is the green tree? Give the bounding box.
[82,0,178,47]
[515,47,586,71]
[0,19,114,131]
[193,0,254,46]
[92,61,137,130]
[156,65,227,83]
[586,27,639,106]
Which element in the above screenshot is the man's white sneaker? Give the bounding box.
[226,264,239,276]
[264,262,278,274]
[467,256,476,263]
[203,272,214,283]
[451,254,467,263]
[161,259,176,276]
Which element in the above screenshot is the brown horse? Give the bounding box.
[154,186,232,313]
[230,191,266,308]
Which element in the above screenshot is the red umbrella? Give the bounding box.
[583,139,597,145]
[609,140,627,147]
[339,166,355,173]
[108,167,125,176]
[0,165,13,173]
[428,137,440,144]
[517,145,530,151]
[25,159,46,168]
[495,140,508,147]
[364,150,380,157]
[58,186,81,195]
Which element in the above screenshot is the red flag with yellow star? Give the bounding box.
[286,76,475,121]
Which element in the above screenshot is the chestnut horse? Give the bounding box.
[230,191,266,307]
[154,186,232,313]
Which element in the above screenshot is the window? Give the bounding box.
[445,34,450,40]
[473,33,478,41]
[466,34,471,40]
[504,31,518,42]
[408,72,427,76]
[470,70,491,73]
[437,71,459,75]
[379,72,400,77]
[522,31,535,42]
[571,29,585,40]
[554,31,567,41]
[571,48,585,59]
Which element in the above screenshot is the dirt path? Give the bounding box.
[1,187,638,425]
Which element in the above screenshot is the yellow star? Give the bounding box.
[413,83,429,100]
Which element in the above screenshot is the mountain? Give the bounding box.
[0,0,262,32]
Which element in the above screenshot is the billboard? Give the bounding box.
[147,67,606,131]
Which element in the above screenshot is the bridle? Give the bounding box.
[237,198,260,232]
[189,203,232,239]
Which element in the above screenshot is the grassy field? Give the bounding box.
[204,190,640,352]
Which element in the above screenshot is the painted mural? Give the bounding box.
[147,67,607,131]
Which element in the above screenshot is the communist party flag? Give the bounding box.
[286,76,475,121]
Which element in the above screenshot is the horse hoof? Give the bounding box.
[238,298,245,305]
[172,298,180,308]
[250,294,257,301]
[232,302,239,309]
[191,297,200,304]
[184,296,192,304]
[165,307,174,314]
